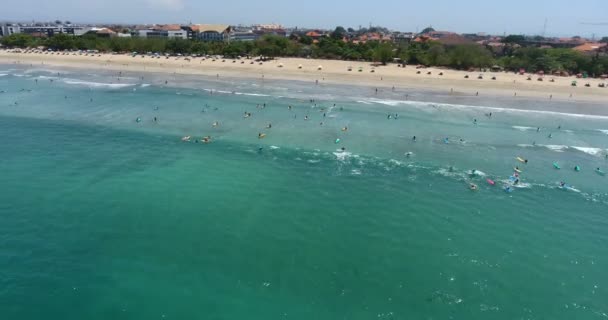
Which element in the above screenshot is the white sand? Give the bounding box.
[2,50,607,103]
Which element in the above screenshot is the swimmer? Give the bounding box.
[288,105,292,110]
[557,125,561,130]
[266,123,272,129]
[258,133,266,139]
[548,133,553,139]
[320,122,324,126]
[474,119,477,124]
[212,121,219,127]
[405,152,413,158]
[448,166,454,172]
[340,147,346,151]
[560,181,566,188]
[444,137,449,144]
[136,117,142,123]
[323,113,326,118]
[387,114,392,120]
[153,117,157,122]
[412,136,416,141]
[537,127,540,132]
[154,106,159,111]
[304,116,309,120]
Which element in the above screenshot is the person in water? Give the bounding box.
[548,133,553,139]
[412,136,416,141]
[266,123,272,129]
[341,126,348,132]
[470,183,478,191]
[473,119,477,125]
[560,181,566,187]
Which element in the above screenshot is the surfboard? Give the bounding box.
[553,162,561,169]
[516,157,526,163]
[486,179,495,185]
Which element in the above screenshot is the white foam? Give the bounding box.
[63,79,135,89]
[571,146,602,156]
[333,150,352,161]
[598,130,608,135]
[140,84,151,88]
[0,73,7,77]
[512,126,536,131]
[351,169,362,175]
[517,144,535,148]
[543,145,568,152]
[269,145,280,150]
[361,98,608,120]
[212,89,271,97]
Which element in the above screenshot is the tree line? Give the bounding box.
[2,31,608,76]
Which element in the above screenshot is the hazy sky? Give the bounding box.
[3,0,608,37]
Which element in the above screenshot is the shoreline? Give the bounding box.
[1,50,608,104]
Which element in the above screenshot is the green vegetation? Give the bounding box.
[2,32,607,76]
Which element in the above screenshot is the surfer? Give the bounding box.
[201,136,211,143]
[560,181,566,188]
[470,183,478,191]
[258,133,266,139]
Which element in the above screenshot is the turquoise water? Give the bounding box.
[1,65,608,319]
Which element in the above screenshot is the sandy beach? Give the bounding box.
[2,49,608,103]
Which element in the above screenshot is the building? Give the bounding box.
[0,24,91,38]
[573,42,607,55]
[136,25,188,39]
[191,24,231,41]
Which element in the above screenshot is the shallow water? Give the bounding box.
[1,65,608,319]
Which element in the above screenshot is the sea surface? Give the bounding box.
[1,64,608,319]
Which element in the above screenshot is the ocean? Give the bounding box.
[1,65,607,319]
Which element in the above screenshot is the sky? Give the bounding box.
[3,0,608,37]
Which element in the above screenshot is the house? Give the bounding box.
[191,24,231,41]
[305,31,323,39]
[573,42,607,55]
[94,28,117,38]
